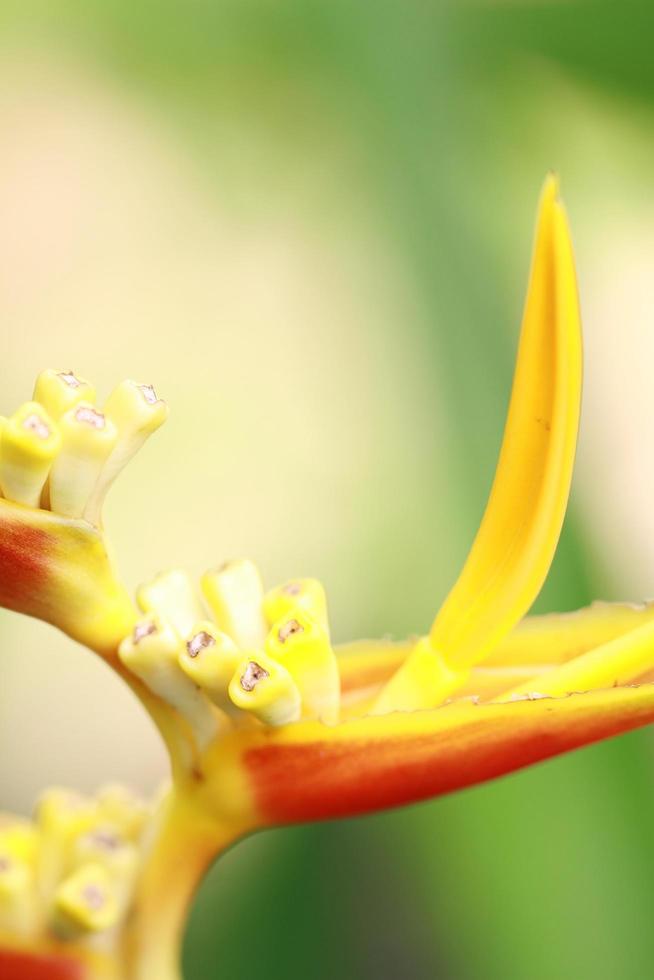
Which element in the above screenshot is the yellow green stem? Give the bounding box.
[122,787,246,980]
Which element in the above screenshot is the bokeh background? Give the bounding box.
[1,2,654,977]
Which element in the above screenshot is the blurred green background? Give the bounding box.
[2,1,654,978]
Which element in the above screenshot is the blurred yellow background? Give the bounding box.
[2,3,654,978]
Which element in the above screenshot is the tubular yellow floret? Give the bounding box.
[0,820,38,938]
[201,560,267,650]
[263,578,329,633]
[52,862,120,938]
[47,403,118,519]
[0,849,36,937]
[228,650,302,726]
[71,827,139,882]
[0,817,38,866]
[0,785,156,965]
[35,789,100,902]
[0,401,61,507]
[96,785,150,842]
[265,611,340,723]
[119,616,218,748]
[137,570,205,639]
[70,827,140,927]
[33,368,95,420]
[178,621,241,713]
[83,380,168,526]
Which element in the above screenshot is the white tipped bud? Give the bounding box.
[51,862,120,938]
[0,850,36,937]
[137,569,205,639]
[96,785,150,841]
[119,617,218,749]
[178,621,240,713]
[228,651,301,726]
[263,578,329,633]
[33,369,95,420]
[83,379,168,525]
[72,826,138,878]
[201,560,267,650]
[0,402,61,507]
[265,611,340,723]
[47,403,117,519]
[34,789,100,903]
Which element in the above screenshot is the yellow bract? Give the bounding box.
[373,175,583,712]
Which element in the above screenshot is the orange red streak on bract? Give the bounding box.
[244,685,654,823]
[0,518,52,617]
[0,948,85,980]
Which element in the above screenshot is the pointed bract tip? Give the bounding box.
[541,171,561,207]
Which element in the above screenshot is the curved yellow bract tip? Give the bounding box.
[372,175,583,713]
[438,176,582,666]
[432,175,582,670]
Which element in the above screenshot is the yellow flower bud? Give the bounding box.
[228,650,301,726]
[71,826,139,882]
[96,785,150,841]
[265,611,340,723]
[119,616,218,748]
[48,403,117,519]
[137,569,204,639]
[33,368,95,420]
[0,849,36,937]
[263,578,329,632]
[35,789,100,902]
[52,862,120,937]
[84,380,168,525]
[0,401,61,507]
[201,559,267,650]
[178,621,240,713]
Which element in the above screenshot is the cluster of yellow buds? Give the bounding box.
[0,786,152,954]
[119,562,340,749]
[0,370,167,526]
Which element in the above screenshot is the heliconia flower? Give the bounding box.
[4,175,654,979]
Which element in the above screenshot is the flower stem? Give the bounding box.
[122,787,245,980]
